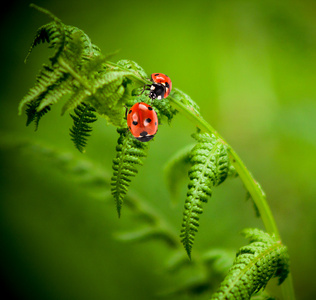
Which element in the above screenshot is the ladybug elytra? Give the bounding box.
[127,102,158,142]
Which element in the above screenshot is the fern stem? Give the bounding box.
[168,95,296,300]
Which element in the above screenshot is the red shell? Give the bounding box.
[127,102,158,142]
[151,73,172,98]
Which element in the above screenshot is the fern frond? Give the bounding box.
[116,59,148,79]
[25,99,52,130]
[29,4,67,64]
[37,73,72,111]
[111,128,148,217]
[151,96,177,123]
[172,88,201,116]
[61,87,90,116]
[24,23,51,62]
[211,228,289,300]
[21,6,146,131]
[164,144,195,203]
[180,132,230,258]
[20,6,103,128]
[69,103,97,153]
[18,65,65,114]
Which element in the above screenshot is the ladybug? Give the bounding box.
[148,73,172,100]
[127,102,158,142]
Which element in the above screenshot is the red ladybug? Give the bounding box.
[127,102,158,142]
[148,73,172,100]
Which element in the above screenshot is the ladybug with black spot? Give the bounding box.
[145,73,172,100]
[127,102,158,142]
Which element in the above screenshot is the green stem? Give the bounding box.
[168,95,296,300]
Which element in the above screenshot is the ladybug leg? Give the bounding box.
[138,84,151,96]
[124,105,128,119]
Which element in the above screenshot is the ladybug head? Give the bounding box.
[149,83,165,100]
[136,131,155,142]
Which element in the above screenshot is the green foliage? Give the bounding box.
[19,4,148,134]
[4,139,290,299]
[211,228,289,300]
[69,103,97,153]
[180,132,230,258]
[16,5,295,299]
[111,128,148,217]
[0,139,111,192]
[25,99,51,130]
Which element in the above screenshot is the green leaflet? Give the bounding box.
[151,95,177,124]
[18,65,68,115]
[25,100,51,131]
[111,128,148,217]
[116,59,148,80]
[180,132,230,258]
[172,88,200,117]
[69,103,97,153]
[211,229,289,300]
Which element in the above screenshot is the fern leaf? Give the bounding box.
[18,65,64,114]
[111,128,148,217]
[211,228,289,300]
[86,70,137,126]
[116,59,148,79]
[172,88,200,116]
[164,144,195,203]
[61,87,90,115]
[21,6,140,129]
[180,132,230,258]
[151,95,177,123]
[24,23,51,62]
[37,73,72,111]
[69,103,97,153]
[25,100,51,130]
[26,4,66,64]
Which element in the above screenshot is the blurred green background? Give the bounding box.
[0,0,315,299]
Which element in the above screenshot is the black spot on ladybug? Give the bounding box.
[129,110,132,114]
[136,134,154,142]
[140,131,148,137]
[154,73,159,76]
[148,107,153,110]
[132,121,138,125]
[146,118,152,123]
[165,82,170,89]
[155,122,157,125]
